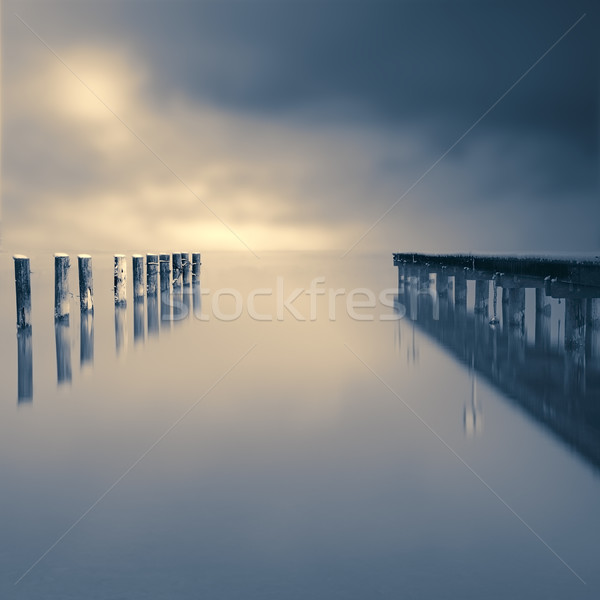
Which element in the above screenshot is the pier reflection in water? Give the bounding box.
[395,256,600,470]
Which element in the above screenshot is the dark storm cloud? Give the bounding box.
[3,0,598,252]
[109,0,597,151]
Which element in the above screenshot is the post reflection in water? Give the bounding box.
[396,261,600,470]
[193,283,202,320]
[115,304,128,355]
[147,292,159,337]
[134,297,145,344]
[17,328,33,403]
[160,288,171,329]
[54,318,72,385]
[80,311,94,368]
[171,285,185,325]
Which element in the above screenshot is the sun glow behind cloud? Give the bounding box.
[2,0,597,256]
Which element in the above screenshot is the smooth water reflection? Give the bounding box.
[0,252,599,599]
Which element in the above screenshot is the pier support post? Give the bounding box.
[114,255,127,305]
[474,279,488,315]
[172,253,182,288]
[564,300,587,396]
[588,297,600,359]
[508,288,525,330]
[159,253,170,291]
[54,253,70,321]
[564,298,586,351]
[454,268,467,311]
[78,255,94,313]
[182,252,191,286]
[436,267,448,298]
[14,256,32,330]
[147,254,159,295]
[133,255,145,298]
[535,288,551,351]
[192,253,201,285]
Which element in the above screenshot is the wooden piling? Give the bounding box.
[54,253,70,321]
[474,279,488,315]
[114,254,127,305]
[132,255,145,298]
[147,253,159,295]
[78,255,94,313]
[172,253,182,288]
[159,253,171,292]
[192,253,201,284]
[182,252,191,286]
[14,256,32,330]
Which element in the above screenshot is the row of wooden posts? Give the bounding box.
[13,252,202,330]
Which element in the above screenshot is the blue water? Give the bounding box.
[0,251,599,599]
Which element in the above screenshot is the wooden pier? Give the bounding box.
[394,253,600,471]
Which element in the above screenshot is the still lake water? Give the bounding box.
[0,251,599,599]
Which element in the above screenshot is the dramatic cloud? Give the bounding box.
[2,0,598,254]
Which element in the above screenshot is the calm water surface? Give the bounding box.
[0,251,599,599]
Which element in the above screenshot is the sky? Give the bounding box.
[1,0,598,256]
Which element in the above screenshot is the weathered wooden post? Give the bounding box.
[172,252,182,288]
[134,297,145,344]
[78,255,94,313]
[159,253,171,291]
[535,287,551,351]
[133,255,145,298]
[14,256,32,330]
[192,253,201,284]
[474,279,488,315]
[17,328,33,402]
[114,254,127,305]
[54,253,70,321]
[55,320,72,384]
[147,253,159,295]
[182,252,191,286]
[80,310,94,367]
